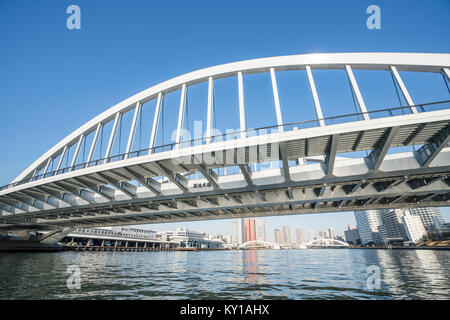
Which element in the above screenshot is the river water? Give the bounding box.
[0,249,449,299]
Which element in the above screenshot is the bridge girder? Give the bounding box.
[1,53,450,231]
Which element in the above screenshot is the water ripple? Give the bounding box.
[0,249,449,299]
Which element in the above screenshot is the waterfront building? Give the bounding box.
[165,228,205,241]
[318,231,326,239]
[401,213,427,243]
[344,225,360,245]
[165,228,222,248]
[156,231,169,241]
[409,207,445,231]
[282,226,291,244]
[441,222,450,233]
[379,209,409,241]
[231,218,245,246]
[255,218,267,241]
[354,210,384,245]
[307,230,315,242]
[328,227,336,239]
[295,229,304,244]
[110,226,156,240]
[274,229,282,244]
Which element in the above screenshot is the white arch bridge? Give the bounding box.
[1,52,450,243]
[305,238,350,248]
[239,240,274,249]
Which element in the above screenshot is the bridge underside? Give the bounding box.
[1,110,450,234]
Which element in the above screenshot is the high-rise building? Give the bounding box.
[344,225,360,245]
[380,209,408,241]
[409,207,445,231]
[255,218,266,241]
[308,230,315,242]
[402,213,427,243]
[295,229,304,243]
[431,216,446,231]
[328,227,336,239]
[274,229,282,244]
[282,226,291,244]
[354,210,385,244]
[318,231,326,239]
[245,218,256,242]
[231,218,245,246]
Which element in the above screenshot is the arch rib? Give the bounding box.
[11,53,450,183]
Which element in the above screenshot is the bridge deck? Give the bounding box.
[1,106,449,231]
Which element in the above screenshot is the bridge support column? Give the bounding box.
[0,227,77,252]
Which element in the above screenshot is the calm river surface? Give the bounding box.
[1,249,449,299]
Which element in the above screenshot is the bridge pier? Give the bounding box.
[0,228,75,252]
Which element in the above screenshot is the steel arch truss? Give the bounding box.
[1,53,450,231]
[305,238,350,247]
[239,240,274,248]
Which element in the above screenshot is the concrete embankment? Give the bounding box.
[347,246,450,250]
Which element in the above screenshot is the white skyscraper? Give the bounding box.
[231,218,245,246]
[295,229,304,244]
[344,225,360,245]
[354,210,384,244]
[274,229,282,244]
[402,213,427,243]
[409,207,445,231]
[255,218,266,241]
[282,226,292,244]
[307,230,315,242]
[328,227,336,239]
[380,209,409,241]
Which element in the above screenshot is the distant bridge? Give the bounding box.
[239,240,274,249]
[306,238,350,248]
[0,52,449,244]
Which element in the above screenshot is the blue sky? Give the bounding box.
[0,0,449,239]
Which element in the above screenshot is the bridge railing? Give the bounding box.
[1,100,449,192]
